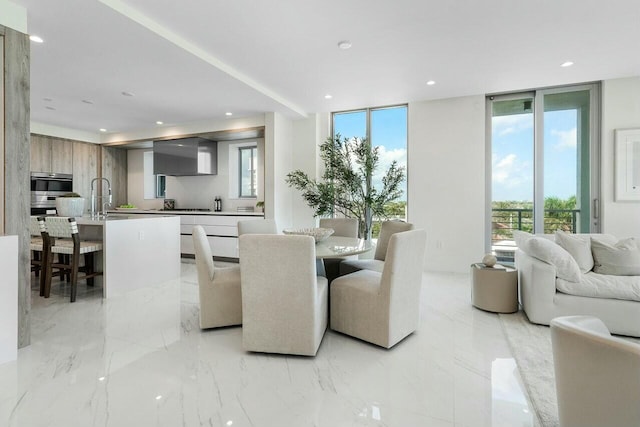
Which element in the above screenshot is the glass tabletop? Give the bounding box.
[315,236,372,259]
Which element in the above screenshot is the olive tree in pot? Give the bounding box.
[286,135,405,240]
[56,192,86,217]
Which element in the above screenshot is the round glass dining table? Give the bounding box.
[315,236,372,258]
[315,236,372,277]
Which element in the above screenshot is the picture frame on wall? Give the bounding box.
[615,128,640,201]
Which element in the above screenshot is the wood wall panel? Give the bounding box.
[102,146,128,207]
[30,134,52,173]
[51,139,73,174]
[2,26,31,348]
[72,141,99,202]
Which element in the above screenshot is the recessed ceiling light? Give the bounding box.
[99,128,107,132]
[337,40,352,50]
[156,121,163,125]
[225,112,233,116]
[43,97,53,102]
[324,94,333,99]
[121,91,135,97]
[82,99,94,104]
[45,106,56,110]
[426,80,436,86]
[29,35,44,43]
[561,61,574,67]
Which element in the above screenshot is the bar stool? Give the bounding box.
[41,216,103,302]
[30,216,46,293]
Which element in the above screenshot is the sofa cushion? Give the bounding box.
[518,234,581,282]
[557,272,640,302]
[592,238,640,276]
[555,231,594,273]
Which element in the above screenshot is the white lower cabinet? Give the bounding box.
[180,214,263,258]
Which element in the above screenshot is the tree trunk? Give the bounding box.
[364,206,373,241]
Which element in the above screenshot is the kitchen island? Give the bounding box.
[76,214,180,298]
[108,209,265,258]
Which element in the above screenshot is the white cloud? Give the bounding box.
[551,127,577,151]
[373,145,407,191]
[492,152,531,190]
[493,114,533,137]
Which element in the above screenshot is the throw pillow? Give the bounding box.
[555,231,594,273]
[513,230,533,248]
[591,238,640,276]
[521,236,581,282]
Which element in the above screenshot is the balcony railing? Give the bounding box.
[491,208,579,263]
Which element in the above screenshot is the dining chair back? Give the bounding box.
[551,315,640,427]
[239,234,328,356]
[339,220,414,276]
[237,218,277,235]
[319,218,359,238]
[331,229,427,348]
[192,225,242,328]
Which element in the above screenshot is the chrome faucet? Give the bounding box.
[90,177,112,219]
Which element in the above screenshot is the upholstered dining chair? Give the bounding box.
[237,218,278,235]
[42,216,103,302]
[192,225,242,329]
[340,220,414,275]
[319,217,359,283]
[239,234,328,356]
[551,315,640,427]
[331,229,427,348]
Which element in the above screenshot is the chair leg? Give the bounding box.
[39,250,48,297]
[43,250,53,298]
[84,253,95,286]
[33,251,41,278]
[70,250,80,303]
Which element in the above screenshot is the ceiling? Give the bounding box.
[14,0,640,138]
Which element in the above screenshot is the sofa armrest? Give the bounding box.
[515,249,558,325]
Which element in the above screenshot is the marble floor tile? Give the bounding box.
[0,264,537,427]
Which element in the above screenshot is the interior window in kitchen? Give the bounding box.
[239,146,257,198]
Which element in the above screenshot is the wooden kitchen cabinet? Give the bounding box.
[72,141,98,199]
[101,146,128,207]
[30,134,73,174]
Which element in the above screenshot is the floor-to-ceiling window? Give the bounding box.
[332,105,408,238]
[488,84,600,263]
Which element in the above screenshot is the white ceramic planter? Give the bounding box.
[56,197,86,218]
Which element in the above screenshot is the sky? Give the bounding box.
[333,106,408,202]
[492,109,578,202]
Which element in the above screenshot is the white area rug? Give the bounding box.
[499,311,558,427]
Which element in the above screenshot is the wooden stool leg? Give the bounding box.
[70,249,80,303]
[44,250,53,298]
[39,249,48,297]
[85,253,95,286]
[33,251,40,278]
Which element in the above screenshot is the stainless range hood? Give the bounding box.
[153,137,218,176]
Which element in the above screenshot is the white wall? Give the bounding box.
[127,149,163,210]
[290,114,329,228]
[265,112,295,232]
[408,95,486,272]
[0,1,27,33]
[601,76,640,237]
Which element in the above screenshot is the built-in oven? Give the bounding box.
[30,172,73,215]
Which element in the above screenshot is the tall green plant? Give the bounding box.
[286,135,405,240]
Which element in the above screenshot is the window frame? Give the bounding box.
[238,145,258,198]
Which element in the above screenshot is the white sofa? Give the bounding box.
[516,232,640,337]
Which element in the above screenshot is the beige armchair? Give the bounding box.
[551,315,640,427]
[239,234,328,356]
[193,225,242,329]
[237,218,277,235]
[340,220,414,275]
[331,229,427,348]
[319,218,359,283]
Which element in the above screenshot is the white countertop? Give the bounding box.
[107,209,264,216]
